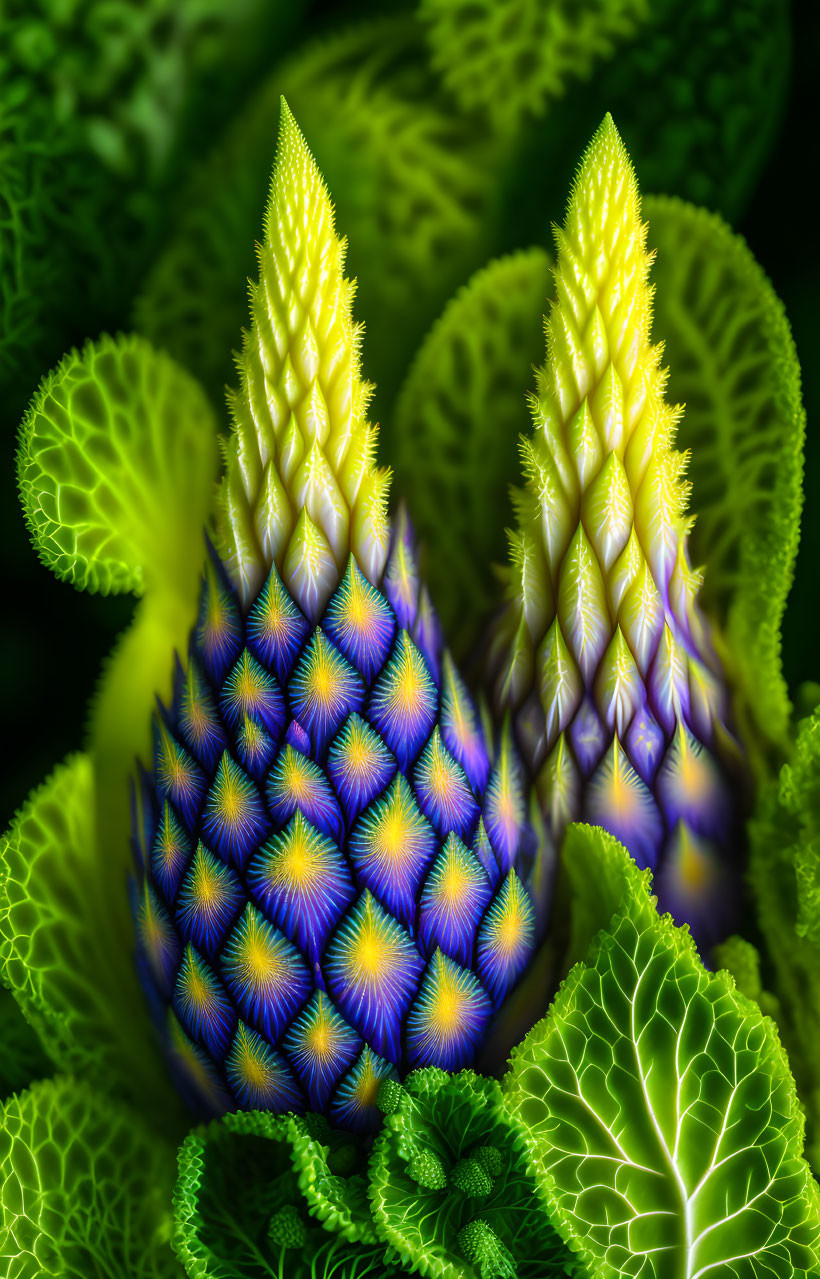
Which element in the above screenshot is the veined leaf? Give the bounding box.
[743,706,820,1170]
[504,825,820,1277]
[0,1075,177,1279]
[17,333,219,598]
[647,196,804,761]
[420,0,648,130]
[0,754,180,1125]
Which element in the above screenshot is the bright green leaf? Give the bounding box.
[559,823,656,973]
[504,840,820,1277]
[646,195,804,761]
[17,332,219,598]
[0,1075,177,1279]
[0,754,180,1126]
[392,249,552,657]
[745,706,820,1170]
[369,1069,576,1279]
[173,1110,403,1279]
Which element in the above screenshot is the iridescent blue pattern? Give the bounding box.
[133,533,543,1129]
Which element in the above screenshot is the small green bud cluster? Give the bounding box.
[458,1218,517,1279]
[268,1202,307,1251]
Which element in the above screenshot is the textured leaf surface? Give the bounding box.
[370,1068,575,1278]
[174,1109,403,1279]
[421,0,648,130]
[0,0,305,412]
[134,18,497,418]
[393,249,552,655]
[0,754,179,1121]
[0,1075,177,1279]
[647,196,804,759]
[17,333,219,596]
[505,826,820,1277]
[744,706,820,1169]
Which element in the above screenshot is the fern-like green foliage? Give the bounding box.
[736,707,820,1170]
[393,249,552,656]
[420,0,649,130]
[0,1075,177,1278]
[370,1069,575,1278]
[647,197,804,761]
[133,17,499,418]
[504,825,820,1276]
[393,195,803,760]
[17,333,219,597]
[0,754,179,1124]
[174,1110,405,1279]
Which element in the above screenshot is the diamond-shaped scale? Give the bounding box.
[134,545,539,1126]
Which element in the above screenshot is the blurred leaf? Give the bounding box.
[174,1110,403,1279]
[501,0,790,235]
[505,824,820,1276]
[17,333,219,598]
[0,754,180,1124]
[393,249,552,657]
[134,17,501,419]
[647,195,804,762]
[420,0,648,131]
[745,706,820,1169]
[370,1068,575,1278]
[0,0,306,416]
[0,1075,178,1279]
[0,988,50,1099]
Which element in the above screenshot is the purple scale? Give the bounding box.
[568,696,608,777]
[624,704,666,786]
[382,505,420,631]
[411,585,444,687]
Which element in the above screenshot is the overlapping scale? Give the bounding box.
[490,117,741,949]
[132,109,540,1129]
[133,539,542,1128]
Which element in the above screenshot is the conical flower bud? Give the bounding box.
[133,103,538,1128]
[489,116,740,948]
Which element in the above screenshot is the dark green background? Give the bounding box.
[2,0,817,826]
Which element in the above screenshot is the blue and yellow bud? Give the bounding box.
[133,103,540,1127]
[490,116,741,948]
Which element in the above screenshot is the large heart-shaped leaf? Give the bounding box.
[504,825,820,1277]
